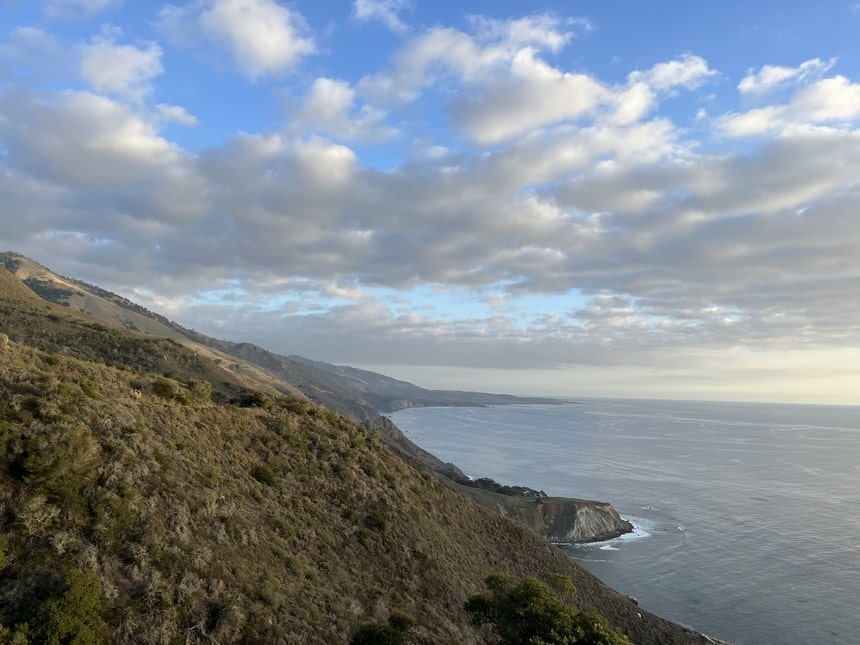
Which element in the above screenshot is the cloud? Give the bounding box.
[357,14,581,105]
[7,97,860,375]
[738,57,835,96]
[450,53,715,145]
[158,0,315,79]
[80,34,163,99]
[359,20,713,144]
[155,103,199,126]
[292,77,395,142]
[628,53,716,91]
[720,74,860,136]
[3,9,860,397]
[0,89,207,224]
[352,0,411,34]
[468,13,585,51]
[449,49,609,144]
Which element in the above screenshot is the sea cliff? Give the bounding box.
[513,498,633,543]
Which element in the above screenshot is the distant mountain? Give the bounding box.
[288,355,566,410]
[1,251,561,421]
[0,252,721,643]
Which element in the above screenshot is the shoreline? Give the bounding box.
[553,515,650,548]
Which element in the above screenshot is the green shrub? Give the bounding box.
[12,420,100,508]
[251,464,277,486]
[350,613,412,645]
[235,391,271,408]
[152,378,175,399]
[33,569,104,645]
[0,622,29,644]
[79,381,98,398]
[465,574,630,645]
[187,379,212,402]
[362,511,387,532]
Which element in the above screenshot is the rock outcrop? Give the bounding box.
[512,498,633,543]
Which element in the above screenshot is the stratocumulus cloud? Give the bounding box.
[2,2,860,402]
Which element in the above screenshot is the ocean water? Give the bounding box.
[389,399,860,645]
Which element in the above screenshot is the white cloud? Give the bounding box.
[628,54,716,92]
[80,35,163,99]
[360,22,713,144]
[468,14,584,52]
[720,75,860,137]
[201,0,315,79]
[791,75,860,122]
[358,14,580,105]
[352,0,411,34]
[293,136,357,190]
[451,52,715,144]
[0,89,207,221]
[738,57,835,96]
[293,77,394,142]
[158,0,315,79]
[449,49,609,144]
[155,103,199,126]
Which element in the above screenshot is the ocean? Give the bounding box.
[389,398,860,645]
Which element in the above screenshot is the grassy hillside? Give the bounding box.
[0,252,561,421]
[0,260,719,643]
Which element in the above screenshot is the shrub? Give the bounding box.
[33,569,104,645]
[251,464,277,487]
[152,378,175,399]
[0,622,29,644]
[465,574,630,645]
[350,614,413,645]
[12,420,100,509]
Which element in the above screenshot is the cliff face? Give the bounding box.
[513,499,633,543]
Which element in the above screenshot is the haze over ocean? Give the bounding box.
[391,399,860,645]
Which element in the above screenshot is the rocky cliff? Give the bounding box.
[512,498,633,543]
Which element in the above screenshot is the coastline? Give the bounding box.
[367,413,634,544]
[387,404,737,645]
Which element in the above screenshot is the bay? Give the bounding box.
[389,398,860,645]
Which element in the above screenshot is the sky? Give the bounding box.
[2,1,860,404]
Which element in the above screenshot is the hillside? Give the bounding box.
[0,252,635,545]
[0,257,721,643]
[1,252,559,421]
